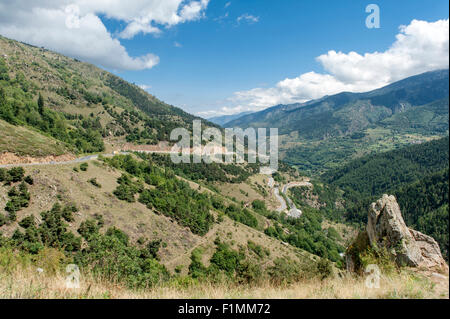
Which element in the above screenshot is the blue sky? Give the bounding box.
[1,0,449,117]
[112,0,449,116]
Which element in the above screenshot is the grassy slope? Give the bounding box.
[0,160,316,274]
[0,35,217,157]
[0,160,447,299]
[1,262,447,299]
[0,119,68,157]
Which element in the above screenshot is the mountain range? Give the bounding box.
[226,69,449,173]
[0,34,448,298]
[208,111,253,126]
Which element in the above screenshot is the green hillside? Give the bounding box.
[395,169,449,260]
[227,70,449,174]
[321,137,449,260]
[322,136,449,197]
[0,35,216,157]
[0,119,67,157]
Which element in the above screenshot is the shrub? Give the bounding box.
[106,227,129,246]
[236,260,263,284]
[188,248,208,279]
[0,214,6,227]
[267,258,303,285]
[225,205,258,228]
[146,239,162,260]
[0,168,7,182]
[5,182,30,219]
[89,178,102,188]
[317,258,333,280]
[75,231,170,288]
[24,175,34,185]
[247,240,264,258]
[8,167,25,182]
[77,219,100,240]
[19,215,35,229]
[210,240,244,276]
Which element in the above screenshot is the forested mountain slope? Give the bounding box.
[227,70,449,173]
[0,35,216,157]
[322,136,449,196]
[228,70,449,137]
[322,137,449,260]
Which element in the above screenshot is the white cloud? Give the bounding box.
[225,2,231,8]
[237,14,259,24]
[0,0,209,71]
[208,19,449,116]
[174,41,183,48]
[138,84,152,90]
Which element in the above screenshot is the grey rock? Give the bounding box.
[347,194,448,273]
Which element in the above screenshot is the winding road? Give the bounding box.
[0,151,151,168]
[0,153,122,168]
[268,178,312,219]
[3,152,309,220]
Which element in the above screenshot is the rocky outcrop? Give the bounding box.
[347,194,448,273]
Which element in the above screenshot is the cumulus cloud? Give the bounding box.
[207,19,449,116]
[0,0,209,71]
[237,14,259,24]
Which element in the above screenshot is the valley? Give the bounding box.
[0,34,448,299]
[227,70,449,174]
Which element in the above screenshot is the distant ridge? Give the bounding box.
[208,111,254,126]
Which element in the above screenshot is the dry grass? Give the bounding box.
[0,162,314,274]
[1,265,447,299]
[0,119,68,157]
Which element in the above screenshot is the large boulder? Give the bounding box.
[347,194,448,273]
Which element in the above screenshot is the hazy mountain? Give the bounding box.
[227,70,449,173]
[208,111,253,126]
[227,70,449,137]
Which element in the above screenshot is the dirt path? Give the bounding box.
[0,150,175,168]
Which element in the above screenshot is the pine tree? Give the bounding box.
[38,93,44,114]
[0,87,6,106]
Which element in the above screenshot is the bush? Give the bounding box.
[18,215,35,229]
[89,178,102,188]
[5,182,30,219]
[252,200,266,212]
[0,168,7,182]
[146,239,162,260]
[188,248,208,279]
[267,258,303,285]
[247,240,265,258]
[77,219,100,240]
[75,231,170,288]
[80,163,88,171]
[106,227,129,246]
[237,261,263,284]
[225,205,258,228]
[317,258,333,280]
[8,167,25,182]
[0,214,6,227]
[24,175,34,185]
[210,241,244,276]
